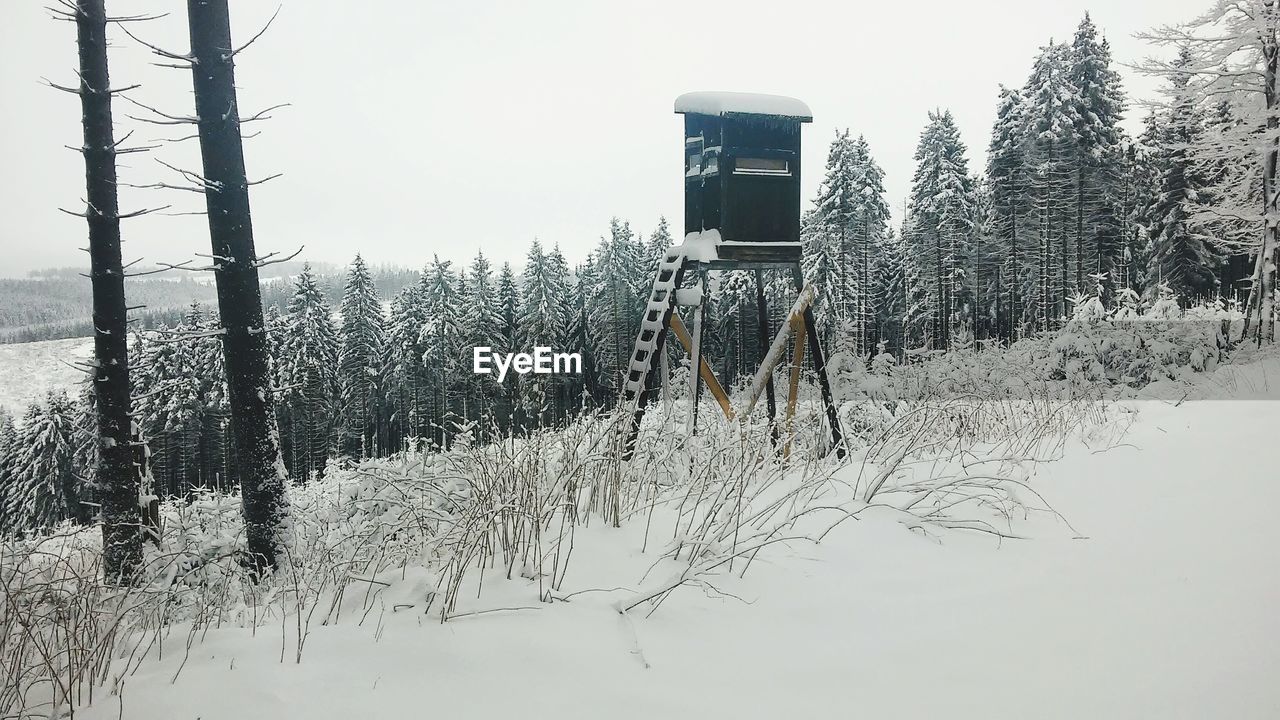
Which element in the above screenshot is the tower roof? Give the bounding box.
[674,91,812,122]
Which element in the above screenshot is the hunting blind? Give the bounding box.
[678,91,810,264]
[621,91,844,459]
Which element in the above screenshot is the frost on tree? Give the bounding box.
[338,255,386,458]
[186,0,289,572]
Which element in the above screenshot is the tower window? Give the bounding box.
[734,157,790,176]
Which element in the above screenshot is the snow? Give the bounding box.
[0,336,94,414]
[674,91,813,121]
[675,286,702,306]
[68,380,1280,718]
[679,229,721,263]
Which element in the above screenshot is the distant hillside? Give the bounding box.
[0,260,419,343]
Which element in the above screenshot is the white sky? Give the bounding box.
[0,0,1209,277]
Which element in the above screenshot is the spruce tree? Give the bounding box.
[14,391,84,533]
[519,240,569,424]
[461,251,503,431]
[986,86,1032,338]
[279,266,340,481]
[1145,48,1221,300]
[386,278,430,449]
[587,221,643,400]
[420,256,463,447]
[0,411,18,536]
[905,110,976,349]
[338,255,387,458]
[1070,14,1127,295]
[495,261,522,431]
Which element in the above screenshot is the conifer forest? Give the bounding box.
[0,3,1276,719]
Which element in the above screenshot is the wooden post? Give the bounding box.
[783,316,807,459]
[739,285,814,418]
[670,314,735,420]
[792,265,845,459]
[660,345,672,416]
[686,282,705,435]
[754,270,778,447]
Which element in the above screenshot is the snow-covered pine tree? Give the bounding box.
[970,179,998,342]
[586,220,643,403]
[385,276,430,450]
[567,262,599,411]
[154,306,214,497]
[905,110,977,349]
[337,254,387,459]
[1144,48,1222,301]
[13,391,84,533]
[1138,1,1280,341]
[1023,41,1080,327]
[802,207,842,349]
[848,136,892,354]
[806,132,892,355]
[708,269,762,385]
[278,265,341,481]
[806,130,855,347]
[419,256,463,447]
[545,244,579,420]
[1125,112,1165,295]
[190,309,232,492]
[460,251,503,434]
[1069,14,1128,295]
[986,86,1033,338]
[0,410,18,536]
[495,261,522,432]
[873,227,908,355]
[519,240,571,425]
[646,216,674,277]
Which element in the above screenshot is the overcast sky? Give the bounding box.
[0,0,1209,277]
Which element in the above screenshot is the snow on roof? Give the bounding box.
[674,91,812,122]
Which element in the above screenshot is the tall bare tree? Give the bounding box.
[186,0,289,573]
[51,0,148,583]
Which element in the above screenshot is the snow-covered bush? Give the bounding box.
[0,344,1133,717]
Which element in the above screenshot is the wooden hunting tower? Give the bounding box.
[675,91,812,265]
[620,91,844,461]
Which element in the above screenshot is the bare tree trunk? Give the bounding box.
[187,0,288,574]
[72,0,141,584]
[1009,197,1019,340]
[1259,10,1279,344]
[1076,161,1085,297]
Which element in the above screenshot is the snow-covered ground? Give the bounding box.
[71,395,1279,719]
[0,336,92,414]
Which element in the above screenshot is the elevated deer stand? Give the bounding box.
[621,92,844,460]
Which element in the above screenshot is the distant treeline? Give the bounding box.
[0,260,424,345]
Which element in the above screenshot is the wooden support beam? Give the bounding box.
[670,314,735,421]
[740,284,816,418]
[687,298,704,435]
[755,270,779,447]
[783,315,806,459]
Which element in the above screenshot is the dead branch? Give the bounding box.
[241,103,290,123]
[247,173,283,186]
[118,205,172,220]
[115,22,194,65]
[254,245,304,268]
[225,6,281,60]
[120,94,198,125]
